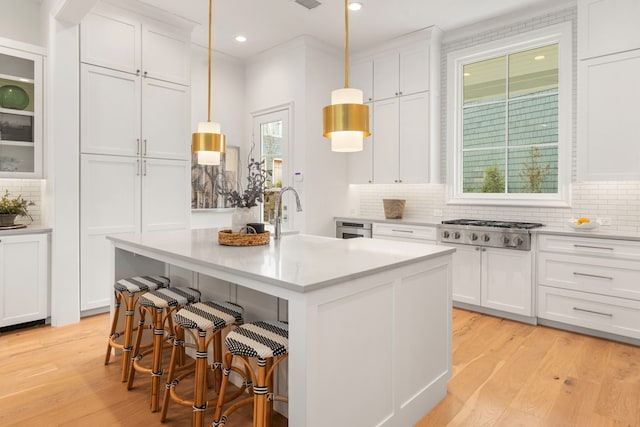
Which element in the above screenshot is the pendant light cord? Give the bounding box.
[207,0,212,123]
[344,0,349,88]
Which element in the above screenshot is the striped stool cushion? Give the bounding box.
[138,287,201,309]
[225,321,288,359]
[114,275,170,293]
[174,301,244,331]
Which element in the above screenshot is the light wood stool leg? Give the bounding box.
[104,291,122,365]
[120,292,137,382]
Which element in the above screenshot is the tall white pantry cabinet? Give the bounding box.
[79,6,191,312]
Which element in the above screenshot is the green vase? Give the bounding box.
[0,85,29,110]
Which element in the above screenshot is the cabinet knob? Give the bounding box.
[143,71,148,77]
[399,91,403,95]
[395,92,399,96]
[136,69,140,76]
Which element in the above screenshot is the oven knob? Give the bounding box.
[502,235,511,245]
[441,231,450,238]
[513,236,524,246]
[453,231,461,239]
[482,234,490,242]
[470,233,478,241]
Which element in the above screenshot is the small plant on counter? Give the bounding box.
[217,144,270,208]
[0,189,34,217]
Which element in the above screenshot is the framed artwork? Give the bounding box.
[191,145,239,209]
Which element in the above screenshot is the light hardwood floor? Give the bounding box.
[1,309,638,426]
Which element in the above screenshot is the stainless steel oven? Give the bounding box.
[336,220,372,239]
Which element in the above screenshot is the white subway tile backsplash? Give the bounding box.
[0,179,42,225]
[353,182,640,233]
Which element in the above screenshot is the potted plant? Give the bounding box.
[217,146,270,232]
[0,189,34,226]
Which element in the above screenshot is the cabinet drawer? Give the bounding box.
[537,234,640,261]
[372,223,436,242]
[537,285,640,340]
[537,252,640,300]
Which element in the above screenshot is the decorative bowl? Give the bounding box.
[567,218,599,231]
[0,85,29,110]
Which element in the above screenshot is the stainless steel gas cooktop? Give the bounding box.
[438,219,544,250]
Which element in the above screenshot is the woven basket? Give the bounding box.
[218,227,270,246]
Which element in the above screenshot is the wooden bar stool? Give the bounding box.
[161,301,247,427]
[212,321,289,427]
[127,286,202,412]
[105,275,170,382]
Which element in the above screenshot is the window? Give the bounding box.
[447,23,572,206]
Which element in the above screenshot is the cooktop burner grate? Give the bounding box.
[441,219,544,229]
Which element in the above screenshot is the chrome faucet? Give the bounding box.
[274,186,302,239]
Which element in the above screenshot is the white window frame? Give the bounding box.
[446,22,572,207]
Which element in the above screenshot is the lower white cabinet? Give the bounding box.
[0,233,49,327]
[80,154,190,311]
[445,243,533,317]
[536,233,640,341]
[372,222,436,243]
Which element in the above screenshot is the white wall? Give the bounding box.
[190,45,245,229]
[244,36,345,237]
[0,0,43,46]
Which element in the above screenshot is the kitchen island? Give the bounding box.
[107,229,454,426]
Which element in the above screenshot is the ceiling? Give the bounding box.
[136,0,572,59]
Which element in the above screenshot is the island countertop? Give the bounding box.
[107,228,454,293]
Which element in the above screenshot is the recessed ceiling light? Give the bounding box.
[235,35,247,43]
[348,2,362,11]
[534,55,545,60]
[463,72,471,77]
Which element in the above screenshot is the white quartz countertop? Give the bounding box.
[533,226,640,241]
[0,225,52,236]
[107,228,454,293]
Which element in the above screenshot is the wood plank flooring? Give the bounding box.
[1,309,638,426]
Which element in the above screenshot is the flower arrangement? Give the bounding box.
[217,146,270,208]
[0,189,34,217]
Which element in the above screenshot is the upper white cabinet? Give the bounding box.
[349,60,373,103]
[348,29,438,185]
[373,42,430,101]
[578,0,640,60]
[0,232,49,327]
[577,0,640,181]
[80,64,190,160]
[372,92,429,184]
[577,50,640,181]
[0,44,44,178]
[81,7,190,85]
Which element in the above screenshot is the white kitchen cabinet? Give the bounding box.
[81,7,190,85]
[349,60,373,103]
[578,0,640,60]
[372,222,436,243]
[0,233,49,327]
[0,44,43,178]
[373,92,429,184]
[373,42,429,101]
[80,154,189,310]
[80,63,190,160]
[577,49,640,181]
[347,103,373,184]
[536,233,640,341]
[444,243,533,317]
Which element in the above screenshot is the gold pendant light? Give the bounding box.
[192,0,226,165]
[322,0,370,152]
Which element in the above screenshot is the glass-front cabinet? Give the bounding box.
[0,45,43,178]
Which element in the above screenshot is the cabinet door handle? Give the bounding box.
[391,229,413,233]
[573,272,613,280]
[136,159,140,176]
[143,139,147,156]
[573,244,614,251]
[572,307,613,317]
[136,138,140,155]
[143,160,147,176]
